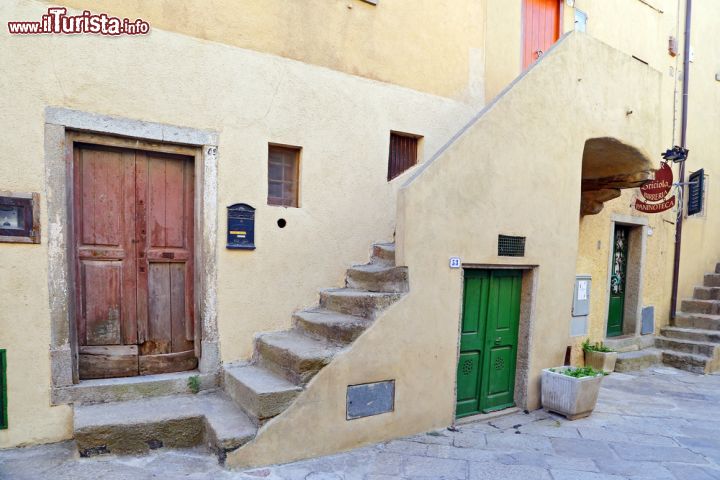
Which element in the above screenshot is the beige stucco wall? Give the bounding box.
[575,190,676,352]
[0,0,475,448]
[676,0,720,301]
[39,0,485,101]
[228,33,663,468]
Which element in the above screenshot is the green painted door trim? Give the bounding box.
[607,225,629,337]
[456,269,521,418]
[0,349,6,429]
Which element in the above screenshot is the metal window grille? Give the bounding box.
[498,235,526,257]
[0,350,6,429]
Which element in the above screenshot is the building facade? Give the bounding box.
[0,0,718,468]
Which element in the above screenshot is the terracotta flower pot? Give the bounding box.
[584,350,618,373]
[541,367,604,420]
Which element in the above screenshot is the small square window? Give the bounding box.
[0,192,40,244]
[268,145,300,207]
[388,132,420,181]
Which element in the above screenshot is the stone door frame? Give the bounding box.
[44,108,220,400]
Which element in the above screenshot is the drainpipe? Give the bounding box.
[670,0,692,319]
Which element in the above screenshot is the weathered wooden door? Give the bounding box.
[523,0,561,69]
[456,270,522,418]
[607,226,629,337]
[74,144,196,379]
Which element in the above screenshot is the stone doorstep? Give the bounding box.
[614,349,662,372]
[73,391,256,462]
[603,335,655,353]
[454,406,522,426]
[52,370,218,406]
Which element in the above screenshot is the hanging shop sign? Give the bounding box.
[634,162,676,213]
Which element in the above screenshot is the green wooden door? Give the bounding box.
[607,225,629,337]
[456,270,522,418]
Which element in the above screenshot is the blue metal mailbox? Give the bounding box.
[227,203,256,250]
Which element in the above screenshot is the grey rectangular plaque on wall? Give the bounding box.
[347,380,395,420]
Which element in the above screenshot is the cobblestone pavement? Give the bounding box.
[2,367,720,479]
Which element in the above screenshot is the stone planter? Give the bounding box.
[541,367,604,420]
[584,350,618,373]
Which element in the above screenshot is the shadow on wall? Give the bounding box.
[580,137,654,215]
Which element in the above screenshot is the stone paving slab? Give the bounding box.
[2,367,720,479]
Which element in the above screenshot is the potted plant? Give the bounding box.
[582,339,618,373]
[541,366,606,420]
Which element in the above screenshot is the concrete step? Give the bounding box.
[346,263,409,293]
[371,243,396,265]
[693,286,720,301]
[614,349,662,372]
[660,326,720,344]
[223,364,302,424]
[661,350,713,375]
[293,309,371,343]
[681,299,720,315]
[655,337,719,357]
[255,330,343,385]
[319,288,403,319]
[73,391,256,462]
[602,335,655,353]
[704,273,720,287]
[674,312,720,331]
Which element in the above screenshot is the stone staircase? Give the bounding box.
[72,242,408,462]
[655,266,720,374]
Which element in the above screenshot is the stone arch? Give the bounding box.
[580,137,654,215]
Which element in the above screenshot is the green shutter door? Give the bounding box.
[456,270,521,418]
[607,225,629,337]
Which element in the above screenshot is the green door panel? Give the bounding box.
[480,270,521,413]
[456,269,521,418]
[607,226,629,337]
[456,270,489,418]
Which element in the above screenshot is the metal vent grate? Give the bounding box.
[498,235,526,257]
[0,349,6,429]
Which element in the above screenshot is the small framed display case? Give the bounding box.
[0,192,40,244]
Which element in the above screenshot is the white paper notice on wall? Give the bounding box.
[577,280,588,301]
[449,257,461,269]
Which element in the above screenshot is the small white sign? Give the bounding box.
[449,257,461,269]
[577,280,588,301]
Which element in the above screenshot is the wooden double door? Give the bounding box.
[74,143,197,379]
[456,270,522,418]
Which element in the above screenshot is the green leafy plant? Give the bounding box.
[187,375,201,394]
[582,339,615,353]
[549,366,606,378]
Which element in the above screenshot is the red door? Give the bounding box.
[523,0,561,70]
[74,144,196,379]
